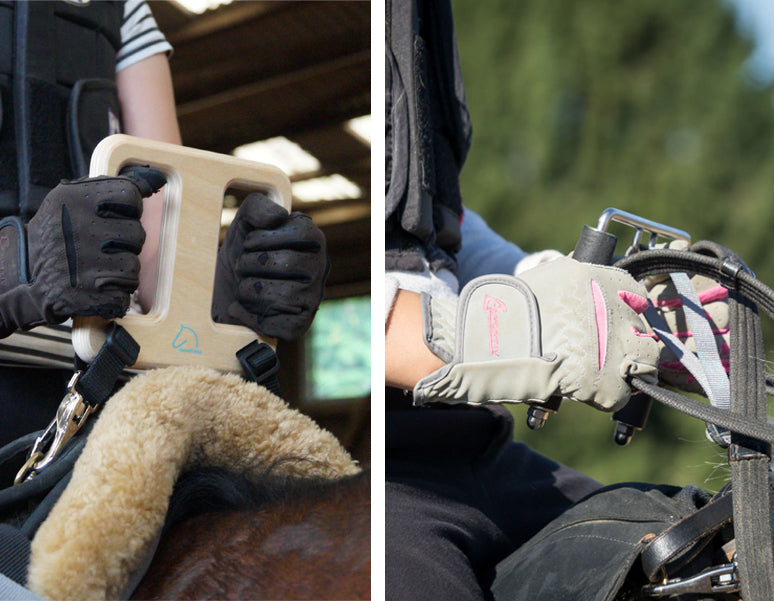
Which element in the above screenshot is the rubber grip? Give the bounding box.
[573,225,617,266]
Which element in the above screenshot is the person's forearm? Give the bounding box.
[385,289,446,390]
[116,53,181,144]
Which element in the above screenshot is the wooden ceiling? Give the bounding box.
[150,0,372,295]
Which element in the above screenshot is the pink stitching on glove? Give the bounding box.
[617,290,649,314]
[651,285,728,309]
[634,329,658,339]
[632,327,730,355]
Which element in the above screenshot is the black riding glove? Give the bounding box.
[212,193,329,341]
[0,167,165,338]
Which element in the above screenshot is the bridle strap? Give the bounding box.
[617,242,774,600]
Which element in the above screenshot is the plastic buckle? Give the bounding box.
[236,341,281,396]
[14,371,92,484]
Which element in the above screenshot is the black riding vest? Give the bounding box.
[0,0,123,222]
[385,0,472,275]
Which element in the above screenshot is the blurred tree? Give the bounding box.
[307,296,371,401]
[451,0,774,486]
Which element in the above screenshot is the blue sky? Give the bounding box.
[727,0,774,83]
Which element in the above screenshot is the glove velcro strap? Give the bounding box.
[454,275,543,363]
[0,217,29,287]
[421,293,455,363]
[0,217,46,337]
[415,275,550,406]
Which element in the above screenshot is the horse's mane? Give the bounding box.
[164,462,368,533]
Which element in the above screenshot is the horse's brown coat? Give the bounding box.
[134,472,371,600]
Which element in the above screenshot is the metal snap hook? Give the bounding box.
[13,371,92,484]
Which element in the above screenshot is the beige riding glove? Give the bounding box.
[414,256,659,412]
[638,240,730,395]
[644,272,730,395]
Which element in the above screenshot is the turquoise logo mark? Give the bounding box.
[172,325,202,354]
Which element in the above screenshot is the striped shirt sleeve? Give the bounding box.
[116,0,173,72]
[0,299,143,370]
[0,324,75,370]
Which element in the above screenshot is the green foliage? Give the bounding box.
[451,0,774,486]
[306,296,371,400]
[507,402,731,490]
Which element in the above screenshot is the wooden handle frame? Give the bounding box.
[72,134,292,373]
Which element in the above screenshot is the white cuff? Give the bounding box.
[514,249,564,275]
[385,256,459,324]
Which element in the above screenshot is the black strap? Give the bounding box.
[236,341,281,396]
[631,378,774,443]
[641,490,735,580]
[74,322,139,408]
[642,472,774,588]
[615,247,774,318]
[727,276,774,601]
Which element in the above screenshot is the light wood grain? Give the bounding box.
[72,134,292,372]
